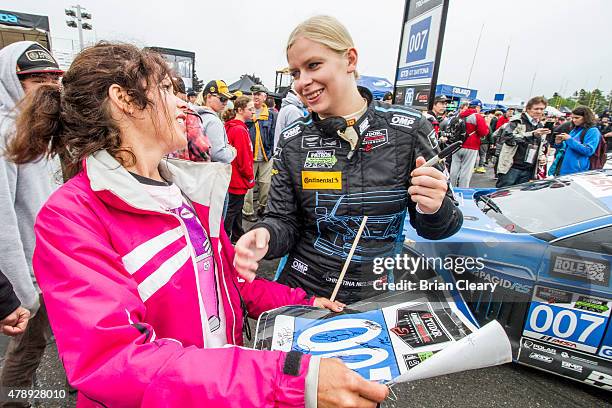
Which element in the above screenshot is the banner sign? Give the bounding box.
[394,0,449,110]
[0,10,50,32]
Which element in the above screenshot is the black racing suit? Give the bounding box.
[253,101,463,303]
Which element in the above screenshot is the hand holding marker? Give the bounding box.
[421,141,463,168]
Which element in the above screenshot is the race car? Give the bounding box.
[401,169,612,390]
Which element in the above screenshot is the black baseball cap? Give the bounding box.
[433,95,449,104]
[16,43,63,76]
[203,80,234,99]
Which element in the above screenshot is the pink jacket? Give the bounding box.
[33,151,315,407]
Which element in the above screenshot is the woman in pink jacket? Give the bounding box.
[4,43,386,408]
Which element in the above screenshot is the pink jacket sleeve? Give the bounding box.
[34,198,310,407]
[219,221,315,318]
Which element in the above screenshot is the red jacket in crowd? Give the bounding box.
[460,108,490,150]
[495,115,509,130]
[225,119,255,195]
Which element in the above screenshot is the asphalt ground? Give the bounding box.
[1,163,610,407]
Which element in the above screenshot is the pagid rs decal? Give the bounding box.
[301,171,342,190]
[550,254,610,286]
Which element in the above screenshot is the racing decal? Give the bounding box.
[585,371,612,390]
[549,254,610,287]
[528,352,553,363]
[403,351,437,370]
[572,172,612,198]
[518,337,612,389]
[282,124,301,139]
[390,114,417,129]
[290,258,309,275]
[312,190,407,262]
[361,129,388,152]
[470,270,531,294]
[301,171,342,190]
[533,286,572,304]
[574,296,609,314]
[391,308,451,348]
[303,150,338,169]
[561,360,583,373]
[523,301,608,353]
[301,134,344,149]
[600,346,612,361]
[272,147,282,161]
[521,339,557,355]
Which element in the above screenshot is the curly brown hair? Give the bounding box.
[6,42,174,178]
[221,96,252,122]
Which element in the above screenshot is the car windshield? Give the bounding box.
[475,177,610,234]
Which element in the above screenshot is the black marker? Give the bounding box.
[421,141,462,167]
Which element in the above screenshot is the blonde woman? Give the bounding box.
[235,15,462,303]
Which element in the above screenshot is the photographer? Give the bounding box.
[496,96,550,187]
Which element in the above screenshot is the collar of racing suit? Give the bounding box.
[84,149,231,238]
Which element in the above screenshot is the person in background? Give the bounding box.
[274,88,307,150]
[597,115,612,152]
[549,105,602,176]
[265,96,278,113]
[173,77,187,102]
[243,84,276,222]
[197,80,236,164]
[187,90,197,104]
[0,41,62,403]
[0,270,30,337]
[5,42,350,408]
[449,99,489,186]
[495,108,514,130]
[382,91,393,104]
[496,96,550,187]
[425,95,448,135]
[489,110,502,133]
[223,96,256,243]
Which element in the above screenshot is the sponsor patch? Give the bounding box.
[301,134,343,149]
[361,129,388,151]
[358,118,370,134]
[301,171,342,190]
[291,258,309,274]
[390,114,417,129]
[272,147,283,161]
[550,254,610,286]
[534,286,572,304]
[426,130,438,149]
[523,340,556,355]
[303,150,337,169]
[282,125,301,139]
[529,352,553,363]
[391,309,451,348]
[574,296,609,314]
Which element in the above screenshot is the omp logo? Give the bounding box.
[291,259,309,274]
[301,171,342,190]
[0,13,18,23]
[391,115,416,128]
[283,125,301,139]
[529,352,553,363]
[452,87,471,97]
[561,361,583,373]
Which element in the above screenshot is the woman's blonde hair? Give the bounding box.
[195,90,205,106]
[286,15,358,78]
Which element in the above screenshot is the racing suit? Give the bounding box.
[253,101,463,303]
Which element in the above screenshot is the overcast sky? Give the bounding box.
[4,0,611,103]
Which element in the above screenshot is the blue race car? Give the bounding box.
[402,169,612,390]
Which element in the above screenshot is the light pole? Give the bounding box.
[65,5,92,50]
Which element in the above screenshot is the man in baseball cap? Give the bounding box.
[0,41,63,402]
[14,43,63,94]
[203,79,235,101]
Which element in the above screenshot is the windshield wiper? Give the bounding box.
[478,195,502,214]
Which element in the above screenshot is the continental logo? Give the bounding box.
[301,171,342,190]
